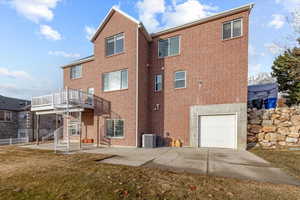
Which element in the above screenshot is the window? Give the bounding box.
[222,19,242,40]
[154,74,162,92]
[103,69,128,92]
[106,33,124,56]
[70,65,82,79]
[69,124,80,136]
[106,119,124,138]
[87,88,94,95]
[0,111,12,122]
[158,36,180,57]
[174,71,186,89]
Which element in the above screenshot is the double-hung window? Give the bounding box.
[174,71,186,89]
[222,19,242,40]
[158,36,180,57]
[106,33,124,56]
[106,119,124,138]
[0,111,12,122]
[154,74,162,92]
[103,69,128,92]
[70,65,82,79]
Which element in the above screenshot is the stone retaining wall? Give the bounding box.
[248,107,300,148]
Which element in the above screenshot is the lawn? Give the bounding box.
[0,146,300,200]
[251,147,300,180]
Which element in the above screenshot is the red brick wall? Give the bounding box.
[149,11,249,145]
[137,29,150,146]
[63,11,138,146]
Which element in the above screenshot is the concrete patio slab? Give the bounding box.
[20,144,300,186]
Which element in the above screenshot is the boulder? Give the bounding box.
[249,119,261,125]
[286,137,299,143]
[265,133,277,142]
[288,133,300,138]
[271,114,280,120]
[277,127,289,136]
[262,120,273,126]
[291,115,300,125]
[279,113,290,121]
[278,121,292,127]
[278,141,287,146]
[257,132,265,140]
[262,126,276,132]
[289,126,300,134]
[277,134,286,141]
[249,125,262,134]
[273,119,281,125]
[247,136,257,143]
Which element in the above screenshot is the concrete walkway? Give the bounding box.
[22,144,300,186]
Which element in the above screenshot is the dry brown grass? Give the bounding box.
[251,147,300,179]
[0,146,300,200]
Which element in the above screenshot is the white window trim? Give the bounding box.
[154,74,162,92]
[158,35,181,58]
[87,88,94,95]
[174,70,187,89]
[103,69,128,92]
[0,110,12,122]
[105,33,125,56]
[68,123,80,136]
[105,119,125,139]
[222,18,243,40]
[70,65,82,80]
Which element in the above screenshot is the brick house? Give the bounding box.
[31,4,253,150]
[0,95,59,141]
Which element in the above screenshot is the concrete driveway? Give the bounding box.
[85,147,300,186]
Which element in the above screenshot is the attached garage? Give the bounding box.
[190,103,247,150]
[199,115,237,149]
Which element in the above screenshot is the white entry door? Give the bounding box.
[199,115,236,149]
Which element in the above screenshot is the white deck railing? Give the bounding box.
[31,88,94,109]
[0,137,29,146]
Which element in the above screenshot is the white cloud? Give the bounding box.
[39,25,61,40]
[162,0,217,29]
[275,0,300,11]
[136,0,165,32]
[0,67,32,80]
[264,43,284,54]
[9,0,61,23]
[84,26,96,40]
[48,51,80,59]
[136,0,217,32]
[269,14,285,29]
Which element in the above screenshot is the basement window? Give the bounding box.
[222,19,242,40]
[106,119,124,138]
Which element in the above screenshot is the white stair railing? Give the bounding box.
[54,127,64,153]
[41,131,55,142]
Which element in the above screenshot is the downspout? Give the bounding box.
[135,25,139,147]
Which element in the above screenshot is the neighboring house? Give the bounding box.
[0,95,59,141]
[31,4,254,150]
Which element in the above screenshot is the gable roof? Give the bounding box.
[61,55,94,68]
[0,95,31,111]
[91,7,140,42]
[152,3,254,37]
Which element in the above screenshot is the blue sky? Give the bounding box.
[0,0,299,100]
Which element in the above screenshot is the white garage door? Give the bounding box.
[199,115,236,149]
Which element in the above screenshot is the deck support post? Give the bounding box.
[66,86,70,152]
[36,115,40,145]
[79,111,82,150]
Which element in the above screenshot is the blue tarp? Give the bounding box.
[248,83,278,109]
[248,83,278,101]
